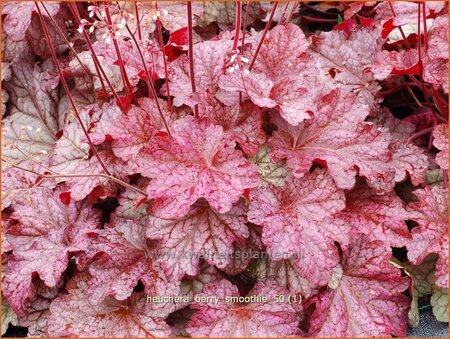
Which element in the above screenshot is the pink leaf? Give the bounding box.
[374,2,444,28]
[309,24,382,108]
[167,39,233,108]
[135,116,260,218]
[198,94,266,156]
[1,163,43,209]
[423,58,449,94]
[248,168,346,287]
[86,219,178,304]
[250,24,309,81]
[89,100,157,161]
[17,280,62,337]
[186,279,301,337]
[151,1,204,32]
[90,38,165,89]
[52,147,127,201]
[48,109,129,201]
[427,15,448,60]
[373,109,430,185]
[146,200,249,279]
[219,24,320,126]
[2,2,59,41]
[406,186,448,288]
[333,180,411,247]
[47,272,174,337]
[26,8,69,59]
[111,178,151,224]
[2,60,59,165]
[219,68,318,126]
[3,188,100,316]
[269,90,395,192]
[89,98,182,161]
[372,49,420,80]
[18,297,50,338]
[307,239,410,337]
[254,257,318,298]
[433,124,448,170]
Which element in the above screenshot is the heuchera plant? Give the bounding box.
[1,1,448,337]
